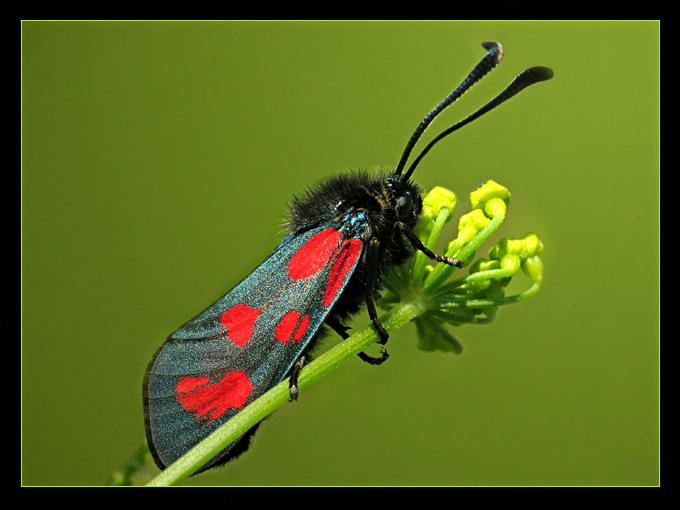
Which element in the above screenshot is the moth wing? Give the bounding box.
[143,225,363,471]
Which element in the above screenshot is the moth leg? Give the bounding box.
[327,317,389,365]
[357,348,389,365]
[289,354,305,401]
[396,221,463,267]
[326,317,351,340]
[365,238,389,344]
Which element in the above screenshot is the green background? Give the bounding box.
[21,21,659,486]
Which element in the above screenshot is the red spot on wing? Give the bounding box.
[174,376,210,393]
[275,310,310,344]
[288,228,343,280]
[323,238,362,306]
[175,371,253,421]
[220,303,262,346]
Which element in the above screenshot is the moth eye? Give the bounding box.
[396,193,413,217]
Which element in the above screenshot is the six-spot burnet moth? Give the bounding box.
[143,41,554,474]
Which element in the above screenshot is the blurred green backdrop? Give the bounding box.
[21,20,659,486]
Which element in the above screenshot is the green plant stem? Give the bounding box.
[145,298,427,486]
[433,281,542,310]
[435,267,516,293]
[412,207,451,285]
[425,214,505,292]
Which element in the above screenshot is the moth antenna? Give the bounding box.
[402,65,554,180]
[394,41,504,176]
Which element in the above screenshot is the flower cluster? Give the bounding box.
[379,180,544,353]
